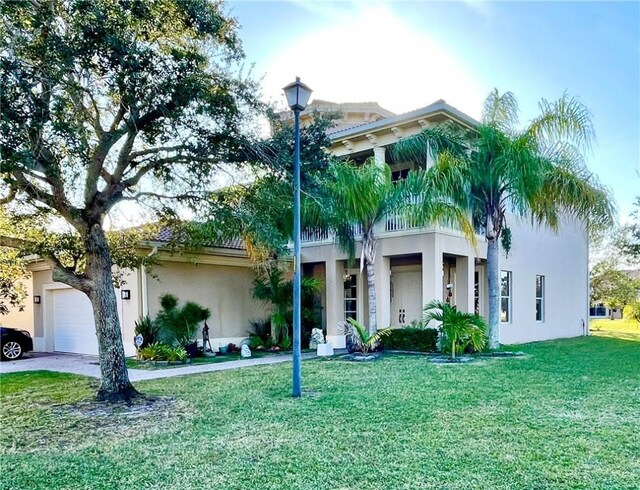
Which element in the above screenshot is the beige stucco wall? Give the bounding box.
[301,215,588,345]
[13,256,265,354]
[146,261,267,346]
[117,267,141,357]
[0,277,34,334]
[32,268,54,346]
[499,216,588,344]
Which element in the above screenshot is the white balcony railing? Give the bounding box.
[301,226,331,243]
[301,199,476,244]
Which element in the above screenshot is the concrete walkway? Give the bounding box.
[0,351,318,381]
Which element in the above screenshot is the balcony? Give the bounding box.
[301,203,476,245]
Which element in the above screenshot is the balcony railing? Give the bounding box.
[385,195,421,232]
[301,227,331,242]
[301,201,476,244]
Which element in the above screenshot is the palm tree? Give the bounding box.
[306,158,474,333]
[394,90,615,348]
[422,300,487,359]
[344,318,392,356]
[252,266,321,343]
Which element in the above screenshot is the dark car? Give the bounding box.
[1,327,33,360]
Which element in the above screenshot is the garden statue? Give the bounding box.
[241,344,252,358]
[309,328,325,349]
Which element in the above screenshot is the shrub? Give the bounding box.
[138,342,187,362]
[279,336,292,350]
[248,318,271,343]
[248,336,263,350]
[382,328,438,352]
[163,345,187,362]
[624,301,640,326]
[342,318,392,356]
[133,315,160,350]
[155,293,210,348]
[423,300,487,359]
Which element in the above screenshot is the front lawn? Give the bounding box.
[1,335,639,489]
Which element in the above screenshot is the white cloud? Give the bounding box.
[259,4,487,119]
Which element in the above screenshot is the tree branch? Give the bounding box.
[0,188,17,205]
[0,234,91,293]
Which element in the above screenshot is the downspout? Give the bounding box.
[141,246,158,318]
[585,223,589,336]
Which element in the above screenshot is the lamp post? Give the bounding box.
[283,77,312,398]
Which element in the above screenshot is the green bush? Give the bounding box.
[624,301,640,326]
[155,293,210,348]
[382,327,439,352]
[248,318,271,342]
[423,300,487,358]
[138,342,187,362]
[279,336,292,351]
[343,318,392,355]
[247,336,263,350]
[133,315,160,350]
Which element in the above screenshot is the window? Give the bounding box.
[501,271,511,323]
[391,168,410,182]
[344,274,357,321]
[535,275,545,322]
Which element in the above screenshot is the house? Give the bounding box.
[2,98,590,355]
[297,99,590,347]
[590,269,640,320]
[1,234,267,356]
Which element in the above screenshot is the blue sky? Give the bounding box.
[228,0,640,220]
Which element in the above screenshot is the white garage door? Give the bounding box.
[53,288,99,355]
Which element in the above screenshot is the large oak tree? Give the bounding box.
[0,0,259,401]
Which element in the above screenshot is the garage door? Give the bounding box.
[53,288,99,355]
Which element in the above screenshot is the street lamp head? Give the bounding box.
[283,77,313,111]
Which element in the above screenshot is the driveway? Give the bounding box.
[0,352,102,378]
[0,351,319,382]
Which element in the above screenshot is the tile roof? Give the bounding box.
[328,99,480,140]
[152,227,246,251]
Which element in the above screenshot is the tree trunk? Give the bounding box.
[487,235,501,350]
[366,259,377,334]
[85,224,139,402]
[361,231,378,334]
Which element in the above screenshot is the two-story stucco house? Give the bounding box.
[2,99,590,355]
[294,99,590,348]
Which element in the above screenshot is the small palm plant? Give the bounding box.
[344,318,392,356]
[423,300,487,360]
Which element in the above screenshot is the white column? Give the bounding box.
[455,255,475,314]
[375,256,391,329]
[373,146,386,166]
[422,237,443,306]
[325,259,346,348]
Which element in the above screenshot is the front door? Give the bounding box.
[391,269,422,326]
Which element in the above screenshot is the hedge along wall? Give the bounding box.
[382,328,439,352]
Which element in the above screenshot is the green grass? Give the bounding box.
[590,317,640,342]
[1,336,639,489]
[126,349,312,370]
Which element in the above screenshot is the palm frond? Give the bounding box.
[527,92,595,151]
[533,160,616,232]
[392,123,470,165]
[482,89,519,132]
